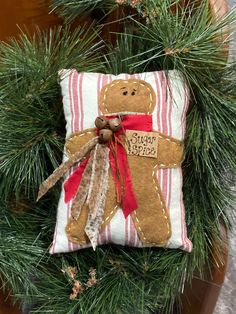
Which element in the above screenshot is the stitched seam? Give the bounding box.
[158,133,182,145]
[159,163,179,167]
[65,131,175,246]
[101,205,118,227]
[133,164,171,246]
[101,80,154,114]
[66,129,96,156]
[102,207,116,224]
[65,130,96,245]
[69,238,86,245]
[66,224,87,245]
[152,164,171,239]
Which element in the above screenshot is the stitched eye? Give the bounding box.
[123,91,128,95]
[131,91,135,96]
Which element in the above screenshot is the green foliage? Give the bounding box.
[0,25,103,200]
[50,0,150,22]
[104,28,146,75]
[112,0,232,74]
[0,0,235,313]
[0,203,48,304]
[50,0,117,22]
[0,202,190,313]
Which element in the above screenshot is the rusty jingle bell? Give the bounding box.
[99,129,113,143]
[109,118,122,132]
[95,117,108,129]
[95,116,121,143]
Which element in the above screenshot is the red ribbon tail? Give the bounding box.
[109,140,138,218]
[64,158,88,203]
[122,190,138,218]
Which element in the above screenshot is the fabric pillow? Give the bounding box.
[49,70,192,254]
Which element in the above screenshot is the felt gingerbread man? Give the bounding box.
[64,79,184,247]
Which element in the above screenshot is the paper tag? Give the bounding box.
[125,130,158,158]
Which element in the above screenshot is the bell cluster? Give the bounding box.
[95,117,122,143]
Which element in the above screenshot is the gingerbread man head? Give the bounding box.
[99,79,156,115]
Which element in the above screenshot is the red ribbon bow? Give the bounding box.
[64,114,153,218]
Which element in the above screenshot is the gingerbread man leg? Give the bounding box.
[129,156,171,246]
[129,132,184,246]
[65,129,118,245]
[66,171,117,245]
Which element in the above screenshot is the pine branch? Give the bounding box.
[0,1,235,313]
[121,0,234,74]
[0,203,48,304]
[0,25,103,200]
[104,29,147,74]
[50,0,149,22]
[50,0,117,22]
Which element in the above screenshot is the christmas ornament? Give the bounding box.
[38,70,192,253]
[1,1,235,313]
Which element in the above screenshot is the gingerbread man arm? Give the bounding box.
[156,132,184,168]
[65,128,97,157]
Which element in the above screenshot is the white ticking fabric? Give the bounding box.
[50,70,192,254]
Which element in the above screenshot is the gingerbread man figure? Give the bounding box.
[65,79,184,247]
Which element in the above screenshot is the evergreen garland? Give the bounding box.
[0,25,102,200]
[0,0,235,313]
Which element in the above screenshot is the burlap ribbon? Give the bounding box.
[37,137,110,249]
